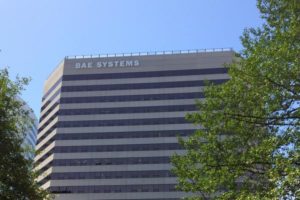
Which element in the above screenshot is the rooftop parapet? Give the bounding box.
[65,48,233,60]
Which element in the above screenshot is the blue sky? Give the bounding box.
[0,0,262,117]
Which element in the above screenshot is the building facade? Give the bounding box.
[23,110,38,159]
[19,98,38,159]
[35,49,233,200]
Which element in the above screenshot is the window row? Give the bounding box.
[41,89,60,111]
[39,156,170,176]
[39,170,174,186]
[40,92,204,118]
[38,117,188,145]
[51,170,174,180]
[39,105,196,133]
[60,92,205,104]
[57,117,188,128]
[56,129,195,140]
[38,111,58,133]
[53,156,171,166]
[36,143,181,164]
[41,68,227,112]
[36,124,57,145]
[37,156,173,176]
[63,67,227,81]
[54,143,182,153]
[36,151,53,167]
[37,129,194,152]
[50,184,177,193]
[61,79,227,92]
[40,102,59,122]
[42,77,62,101]
[59,104,197,115]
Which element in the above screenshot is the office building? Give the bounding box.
[35,49,233,200]
[23,109,38,159]
[18,98,38,159]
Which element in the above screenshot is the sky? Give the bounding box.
[0,0,262,117]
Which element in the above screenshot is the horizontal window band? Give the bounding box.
[61,79,227,92]
[39,105,197,133]
[41,92,203,117]
[36,142,182,164]
[36,129,195,153]
[42,69,227,109]
[59,104,197,116]
[41,70,227,111]
[39,170,174,186]
[40,102,59,122]
[37,117,191,145]
[37,156,172,178]
[57,117,188,128]
[49,184,176,193]
[52,156,171,166]
[39,92,203,140]
[56,129,195,140]
[36,143,182,164]
[38,111,58,133]
[37,124,57,145]
[41,90,61,111]
[42,77,62,102]
[63,67,227,81]
[54,143,182,153]
[60,92,205,104]
[35,151,54,166]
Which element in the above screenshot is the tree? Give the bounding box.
[171,0,300,199]
[0,69,50,200]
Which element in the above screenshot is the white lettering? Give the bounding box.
[125,60,133,66]
[74,60,140,69]
[87,62,93,68]
[102,62,108,67]
[108,61,113,67]
[134,60,140,66]
[81,63,87,68]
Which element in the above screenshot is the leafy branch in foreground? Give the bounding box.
[172,0,300,199]
[0,68,51,200]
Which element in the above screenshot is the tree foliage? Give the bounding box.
[0,69,49,200]
[171,0,300,199]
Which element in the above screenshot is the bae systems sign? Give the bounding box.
[74,60,140,69]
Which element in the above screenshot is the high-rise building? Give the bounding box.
[35,49,233,200]
[23,108,38,159]
[18,98,38,159]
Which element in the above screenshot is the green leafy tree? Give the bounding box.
[0,69,50,200]
[171,0,300,199]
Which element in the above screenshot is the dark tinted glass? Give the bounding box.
[61,79,227,92]
[54,143,182,153]
[63,67,227,81]
[37,129,195,152]
[39,104,196,132]
[49,184,176,193]
[42,77,62,101]
[53,156,171,166]
[59,104,197,115]
[61,92,204,104]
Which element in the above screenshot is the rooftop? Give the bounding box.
[47,48,233,81]
[65,48,233,60]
